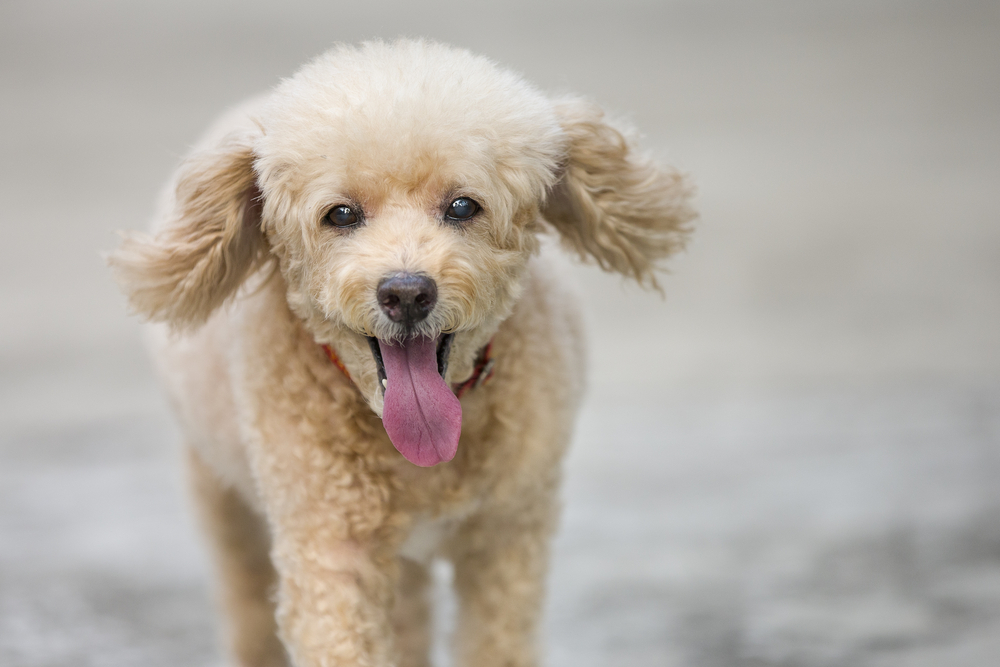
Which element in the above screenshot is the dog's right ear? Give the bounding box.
[108,131,268,331]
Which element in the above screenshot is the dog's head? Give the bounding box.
[110,40,694,466]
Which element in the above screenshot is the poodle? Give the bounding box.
[109,40,694,667]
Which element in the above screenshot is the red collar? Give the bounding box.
[321,339,495,398]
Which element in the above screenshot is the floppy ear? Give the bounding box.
[108,131,268,330]
[542,98,695,289]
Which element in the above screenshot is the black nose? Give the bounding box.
[377,273,438,327]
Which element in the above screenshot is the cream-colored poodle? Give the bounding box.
[109,40,694,667]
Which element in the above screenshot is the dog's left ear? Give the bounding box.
[542,98,696,288]
[109,130,268,331]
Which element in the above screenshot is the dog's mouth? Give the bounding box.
[366,333,454,392]
[366,333,460,467]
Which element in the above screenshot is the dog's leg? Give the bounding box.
[248,436,401,667]
[187,447,289,667]
[392,558,432,667]
[450,503,558,667]
[263,496,401,667]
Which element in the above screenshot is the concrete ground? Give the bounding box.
[1,1,998,665]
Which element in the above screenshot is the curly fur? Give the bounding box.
[109,40,694,667]
[110,133,270,330]
[543,98,695,289]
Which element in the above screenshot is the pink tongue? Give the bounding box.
[379,336,462,466]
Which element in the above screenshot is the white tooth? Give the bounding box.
[382,379,388,389]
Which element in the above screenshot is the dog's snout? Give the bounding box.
[377,273,437,327]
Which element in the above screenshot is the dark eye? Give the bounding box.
[445,197,480,221]
[325,205,360,228]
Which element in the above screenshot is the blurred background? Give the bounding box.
[2,1,998,665]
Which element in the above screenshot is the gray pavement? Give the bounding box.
[2,1,999,665]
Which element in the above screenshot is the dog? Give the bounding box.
[109,39,694,667]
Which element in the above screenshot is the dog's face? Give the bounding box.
[250,44,565,464]
[109,41,694,467]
